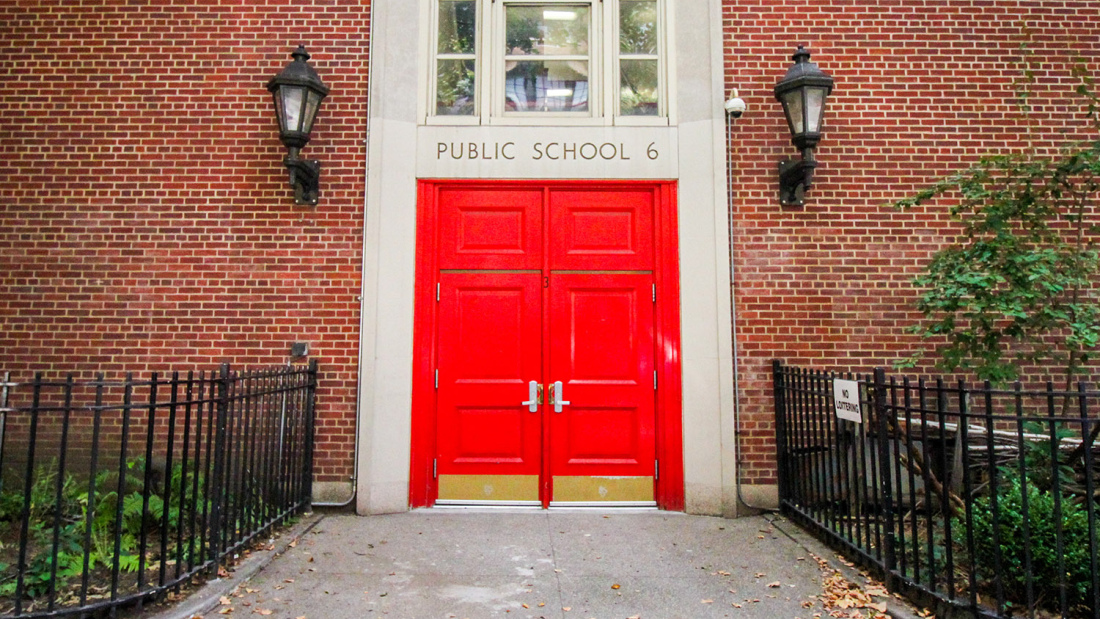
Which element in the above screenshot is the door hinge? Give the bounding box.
[654,371,657,389]
[435,369,439,389]
[433,458,438,479]
[652,284,656,303]
[655,459,659,480]
[436,282,440,302]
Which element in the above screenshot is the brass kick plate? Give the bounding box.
[437,475,539,502]
[552,476,654,502]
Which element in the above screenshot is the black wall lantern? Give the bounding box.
[773,45,834,206]
[267,45,329,205]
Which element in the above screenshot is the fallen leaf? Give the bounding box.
[611,584,620,590]
[220,597,232,606]
[256,610,273,616]
[562,607,571,612]
[767,581,781,588]
[754,572,766,578]
[701,599,713,604]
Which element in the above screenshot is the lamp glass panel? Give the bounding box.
[272,90,287,133]
[805,87,826,133]
[504,60,589,112]
[302,89,322,135]
[438,0,477,54]
[282,87,305,132]
[620,59,658,116]
[505,5,589,56]
[782,89,804,135]
[620,0,657,54]
[437,59,477,115]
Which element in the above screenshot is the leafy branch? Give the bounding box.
[893,74,1100,390]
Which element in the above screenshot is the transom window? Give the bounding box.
[430,0,667,124]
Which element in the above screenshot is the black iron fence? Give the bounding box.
[0,362,318,618]
[773,360,1100,619]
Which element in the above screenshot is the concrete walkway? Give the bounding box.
[161,509,855,619]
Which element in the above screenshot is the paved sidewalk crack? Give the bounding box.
[545,512,566,618]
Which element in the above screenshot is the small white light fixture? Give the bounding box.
[543,10,577,20]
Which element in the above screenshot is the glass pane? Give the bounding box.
[272,91,286,132]
[302,90,322,134]
[782,89,803,134]
[620,0,657,55]
[805,87,826,133]
[505,5,589,56]
[282,87,305,132]
[437,59,477,115]
[438,0,477,54]
[504,60,589,112]
[620,59,658,116]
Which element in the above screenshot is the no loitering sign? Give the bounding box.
[833,378,863,423]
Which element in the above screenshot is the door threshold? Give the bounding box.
[549,501,658,509]
[434,499,542,509]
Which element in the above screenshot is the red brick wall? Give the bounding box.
[4,0,1097,498]
[721,0,1100,484]
[0,0,372,485]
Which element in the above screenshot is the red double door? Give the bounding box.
[416,183,675,507]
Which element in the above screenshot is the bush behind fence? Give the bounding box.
[773,360,1100,619]
[0,362,318,618]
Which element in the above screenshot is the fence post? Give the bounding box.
[302,359,319,509]
[772,360,788,507]
[208,363,231,565]
[873,367,897,589]
[0,371,8,497]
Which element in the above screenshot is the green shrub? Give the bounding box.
[962,473,1095,612]
[0,458,212,602]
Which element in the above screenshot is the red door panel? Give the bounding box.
[438,187,543,270]
[412,181,681,509]
[436,273,542,475]
[548,273,655,477]
[549,188,654,271]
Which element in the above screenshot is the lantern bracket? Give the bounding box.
[778,150,817,207]
[285,154,321,206]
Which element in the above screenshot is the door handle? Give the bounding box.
[521,380,541,412]
[551,381,571,413]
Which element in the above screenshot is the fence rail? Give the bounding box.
[773,360,1100,619]
[0,362,318,618]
